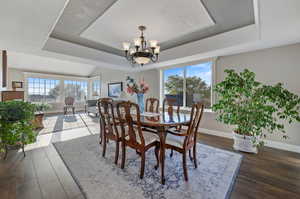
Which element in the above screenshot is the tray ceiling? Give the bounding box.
[45,0,255,66]
[80,0,215,49]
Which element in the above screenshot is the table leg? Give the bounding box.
[157,126,166,185]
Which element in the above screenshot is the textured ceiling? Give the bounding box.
[47,0,254,58]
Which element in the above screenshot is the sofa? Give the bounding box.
[85,100,98,116]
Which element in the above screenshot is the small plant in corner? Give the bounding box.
[212,69,300,153]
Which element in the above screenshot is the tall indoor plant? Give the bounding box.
[0,101,37,159]
[212,69,300,153]
[126,76,149,112]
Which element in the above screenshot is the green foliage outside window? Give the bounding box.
[165,75,211,107]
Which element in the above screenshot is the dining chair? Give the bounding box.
[165,102,204,181]
[116,101,160,179]
[162,98,180,116]
[98,98,121,165]
[145,97,159,113]
[98,98,113,145]
[64,97,75,115]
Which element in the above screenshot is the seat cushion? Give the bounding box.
[125,130,159,145]
[165,134,186,148]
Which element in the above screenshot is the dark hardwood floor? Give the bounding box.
[0,130,299,199]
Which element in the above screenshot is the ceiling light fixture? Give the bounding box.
[122,25,160,67]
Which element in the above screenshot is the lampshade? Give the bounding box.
[154,46,160,54]
[122,42,130,51]
[134,56,150,65]
[134,38,141,47]
[149,40,158,48]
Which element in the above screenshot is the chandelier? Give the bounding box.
[122,25,160,66]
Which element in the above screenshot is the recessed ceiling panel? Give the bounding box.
[80,0,215,49]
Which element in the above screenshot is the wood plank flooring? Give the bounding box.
[0,127,299,199]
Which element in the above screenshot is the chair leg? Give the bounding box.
[170,149,173,158]
[154,143,160,170]
[182,151,188,181]
[3,144,8,160]
[189,149,193,161]
[114,141,119,165]
[140,152,146,179]
[22,144,26,158]
[193,145,197,168]
[121,143,126,169]
[102,135,107,157]
[99,131,102,145]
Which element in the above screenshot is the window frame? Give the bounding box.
[64,80,88,102]
[27,77,61,103]
[24,72,100,104]
[160,58,217,110]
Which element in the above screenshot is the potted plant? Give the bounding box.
[126,76,149,112]
[33,103,51,129]
[212,69,300,153]
[0,101,37,159]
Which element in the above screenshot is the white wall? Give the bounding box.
[7,68,24,91]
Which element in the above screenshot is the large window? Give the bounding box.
[27,78,60,102]
[164,67,184,106]
[163,62,212,108]
[64,80,88,102]
[92,79,101,98]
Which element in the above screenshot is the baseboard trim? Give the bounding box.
[199,128,300,154]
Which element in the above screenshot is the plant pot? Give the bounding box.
[233,132,258,153]
[32,112,44,129]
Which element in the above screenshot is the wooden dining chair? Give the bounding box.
[64,97,75,115]
[116,101,160,179]
[98,98,113,145]
[98,98,121,165]
[145,97,159,113]
[162,98,180,116]
[164,102,204,181]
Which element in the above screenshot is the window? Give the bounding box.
[64,80,88,101]
[27,78,60,102]
[92,79,101,98]
[164,67,184,106]
[163,62,212,108]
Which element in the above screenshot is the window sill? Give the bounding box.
[159,106,213,113]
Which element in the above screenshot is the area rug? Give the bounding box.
[54,135,242,199]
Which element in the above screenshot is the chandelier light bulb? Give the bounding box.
[149,40,158,48]
[122,42,130,51]
[134,38,141,47]
[154,46,160,54]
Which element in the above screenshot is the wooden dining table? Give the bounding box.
[136,111,191,185]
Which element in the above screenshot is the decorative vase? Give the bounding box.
[136,93,145,113]
[233,132,258,153]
